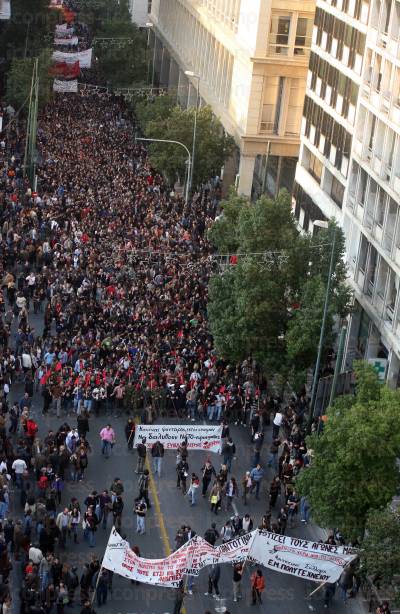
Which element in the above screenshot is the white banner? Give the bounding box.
[133,424,222,452]
[55,24,75,34]
[0,0,11,19]
[102,529,357,589]
[52,48,92,68]
[53,79,78,93]
[249,530,357,583]
[54,36,79,46]
[102,528,194,587]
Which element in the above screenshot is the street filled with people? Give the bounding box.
[0,7,370,614]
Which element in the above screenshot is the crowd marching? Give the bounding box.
[0,3,376,614]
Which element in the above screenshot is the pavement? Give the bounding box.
[8,313,367,614]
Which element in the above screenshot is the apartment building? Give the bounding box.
[294,0,400,386]
[149,0,315,197]
[129,0,152,26]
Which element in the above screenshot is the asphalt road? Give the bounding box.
[9,313,366,614]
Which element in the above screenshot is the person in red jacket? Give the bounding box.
[26,418,38,442]
[251,569,265,605]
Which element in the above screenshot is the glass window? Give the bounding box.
[269,14,291,55]
[295,17,313,54]
[331,176,345,207]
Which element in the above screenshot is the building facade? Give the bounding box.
[149,0,315,197]
[129,0,152,26]
[294,0,400,386]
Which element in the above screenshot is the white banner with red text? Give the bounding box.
[102,529,357,588]
[53,79,78,93]
[249,530,356,583]
[133,423,222,452]
[52,48,92,68]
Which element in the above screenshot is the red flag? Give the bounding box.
[55,361,62,372]
[50,61,80,78]
[40,370,51,385]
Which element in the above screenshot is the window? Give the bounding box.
[331,176,345,207]
[307,150,323,183]
[295,17,313,54]
[270,15,291,54]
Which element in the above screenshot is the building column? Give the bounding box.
[168,58,179,94]
[238,155,256,197]
[386,349,400,389]
[343,308,362,368]
[366,324,381,359]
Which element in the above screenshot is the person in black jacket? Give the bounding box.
[151,440,164,477]
[111,496,124,530]
[125,419,135,451]
[135,438,146,474]
[201,460,216,497]
[204,523,219,546]
[176,459,189,493]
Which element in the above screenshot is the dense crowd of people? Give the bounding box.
[0,6,377,614]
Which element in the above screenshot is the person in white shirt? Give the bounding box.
[12,458,27,488]
[272,411,283,439]
[29,545,43,564]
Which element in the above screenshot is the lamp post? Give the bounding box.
[145,22,156,89]
[184,70,200,196]
[308,221,337,430]
[135,136,191,205]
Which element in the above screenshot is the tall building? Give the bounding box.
[294,0,400,386]
[128,0,151,26]
[149,0,315,197]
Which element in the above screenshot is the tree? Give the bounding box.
[79,0,132,36]
[208,190,310,373]
[145,105,235,188]
[135,95,176,132]
[286,222,352,374]
[0,0,56,64]
[6,49,53,110]
[94,19,147,88]
[361,508,400,603]
[296,362,400,539]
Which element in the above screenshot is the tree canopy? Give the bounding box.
[93,19,147,88]
[139,103,235,188]
[296,362,400,539]
[6,49,53,110]
[207,190,351,379]
[361,508,400,604]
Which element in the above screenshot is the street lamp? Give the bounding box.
[134,136,191,205]
[184,70,200,196]
[145,22,156,88]
[308,220,337,430]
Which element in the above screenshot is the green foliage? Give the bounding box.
[207,192,350,377]
[208,191,309,373]
[79,0,131,36]
[361,508,400,603]
[144,105,235,188]
[207,189,246,254]
[135,96,176,132]
[286,222,352,372]
[6,49,53,110]
[0,0,56,64]
[94,19,147,88]
[296,362,400,539]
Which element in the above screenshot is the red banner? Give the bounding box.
[50,61,80,78]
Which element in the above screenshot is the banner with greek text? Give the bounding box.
[54,36,79,46]
[52,48,92,68]
[55,24,75,35]
[133,424,222,452]
[249,530,357,583]
[102,529,357,588]
[53,79,78,93]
